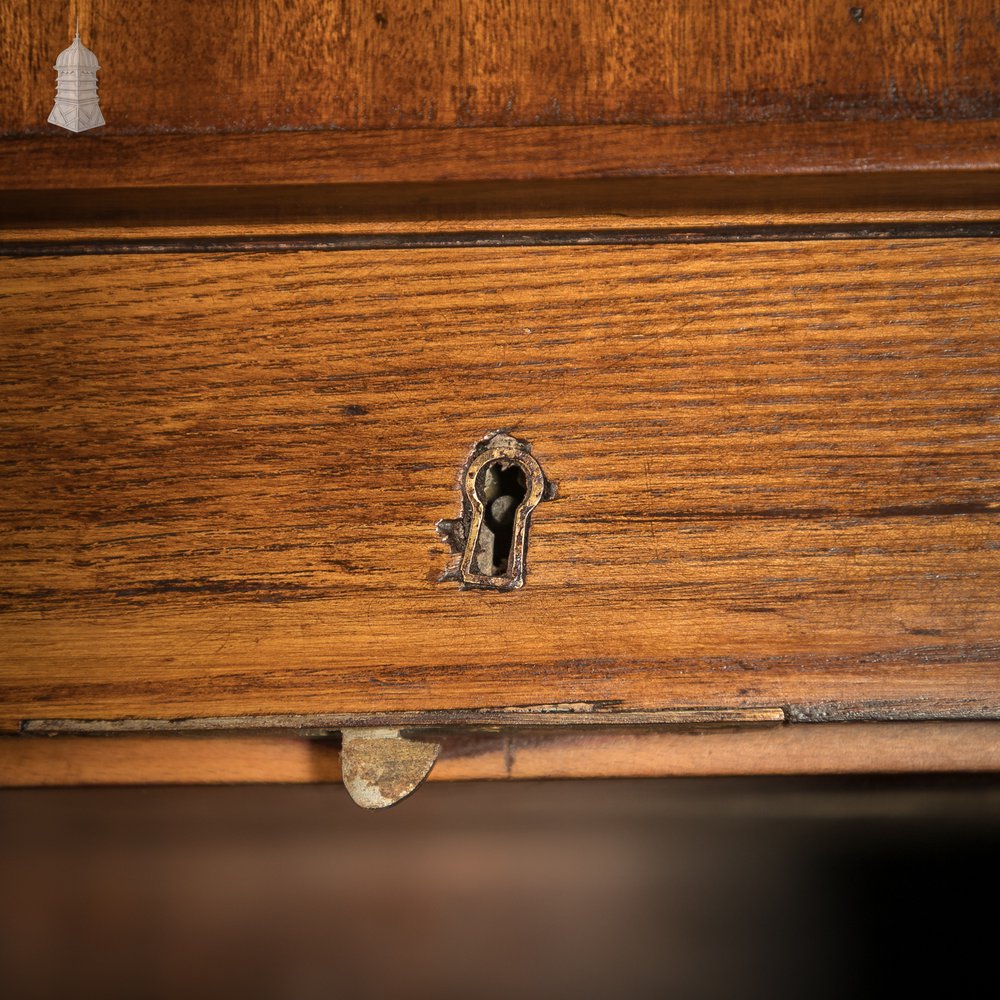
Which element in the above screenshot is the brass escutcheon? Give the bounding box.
[438,431,553,591]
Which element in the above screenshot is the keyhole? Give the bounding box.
[477,460,528,575]
[438,431,550,591]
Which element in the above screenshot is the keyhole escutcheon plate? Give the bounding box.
[437,431,554,591]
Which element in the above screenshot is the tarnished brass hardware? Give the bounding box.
[438,431,553,591]
[340,728,441,809]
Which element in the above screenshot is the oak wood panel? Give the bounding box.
[4,1,997,137]
[3,120,1000,191]
[1,239,999,725]
[4,723,1000,786]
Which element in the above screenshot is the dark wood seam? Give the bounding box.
[2,222,999,256]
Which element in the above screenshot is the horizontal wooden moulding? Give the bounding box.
[3,175,1000,246]
[3,723,1000,787]
[3,221,1000,259]
[2,120,999,191]
[18,707,788,734]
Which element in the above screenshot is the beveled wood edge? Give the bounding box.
[19,706,787,734]
[2,120,999,190]
[2,172,1000,241]
[10,699,1000,736]
[3,722,999,787]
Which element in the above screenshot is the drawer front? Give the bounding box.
[2,236,999,726]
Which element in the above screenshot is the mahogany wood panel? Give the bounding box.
[4,723,1000,786]
[4,1,997,136]
[1,237,999,726]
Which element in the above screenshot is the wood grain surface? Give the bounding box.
[4,1,997,136]
[2,237,999,726]
[3,119,1000,191]
[4,723,1000,786]
[3,1,998,189]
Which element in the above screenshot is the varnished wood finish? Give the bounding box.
[4,2,996,189]
[4,1,997,136]
[2,238,998,726]
[3,120,1000,191]
[4,174,1000,239]
[4,723,1000,786]
[0,735,343,785]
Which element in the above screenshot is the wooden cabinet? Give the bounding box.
[2,1,999,801]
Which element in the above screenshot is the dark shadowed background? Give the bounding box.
[1,776,998,1000]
